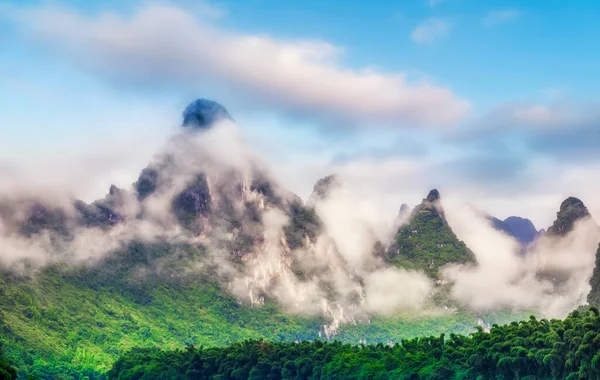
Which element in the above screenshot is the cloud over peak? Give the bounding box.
[7,3,469,129]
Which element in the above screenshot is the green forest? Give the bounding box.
[6,307,591,380]
[0,261,501,379]
[106,308,600,379]
[3,306,600,379]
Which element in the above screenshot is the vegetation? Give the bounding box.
[107,308,600,380]
[546,197,590,236]
[0,240,496,379]
[0,345,17,380]
[588,244,600,307]
[386,190,475,278]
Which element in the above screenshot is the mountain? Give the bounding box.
[1,98,591,378]
[307,174,343,204]
[182,98,233,129]
[503,216,539,245]
[0,100,501,378]
[490,216,540,246]
[546,197,591,236]
[588,244,600,307]
[399,203,410,218]
[385,189,475,278]
[490,216,514,236]
[534,197,599,294]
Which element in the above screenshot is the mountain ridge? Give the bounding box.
[0,98,597,379]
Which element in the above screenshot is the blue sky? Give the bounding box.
[2,0,600,226]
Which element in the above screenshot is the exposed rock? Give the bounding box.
[309,174,343,203]
[172,174,212,235]
[182,99,232,130]
[135,167,160,201]
[547,197,591,237]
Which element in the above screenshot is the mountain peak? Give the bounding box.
[547,196,591,236]
[559,197,588,214]
[426,189,440,203]
[310,174,343,201]
[182,99,233,130]
[399,203,410,217]
[109,184,121,196]
[502,216,539,246]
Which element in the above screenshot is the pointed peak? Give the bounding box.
[182,98,232,130]
[426,189,440,203]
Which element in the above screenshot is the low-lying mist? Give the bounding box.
[0,116,598,329]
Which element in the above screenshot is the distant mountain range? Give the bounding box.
[490,216,541,247]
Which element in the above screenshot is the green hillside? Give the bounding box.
[386,190,475,278]
[0,242,510,379]
[588,244,600,307]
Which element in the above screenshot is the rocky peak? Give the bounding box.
[547,197,591,236]
[420,189,444,218]
[109,185,121,196]
[426,189,440,203]
[182,99,233,130]
[310,174,343,201]
[399,203,410,218]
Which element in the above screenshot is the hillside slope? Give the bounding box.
[385,189,475,278]
[0,100,504,379]
[0,252,489,378]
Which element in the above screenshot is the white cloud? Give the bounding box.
[7,3,469,128]
[480,101,599,131]
[513,105,566,126]
[411,18,451,45]
[483,9,520,27]
[442,201,599,317]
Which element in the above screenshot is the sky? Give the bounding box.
[1,0,600,228]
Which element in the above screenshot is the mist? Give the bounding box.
[0,113,598,328]
[443,200,599,317]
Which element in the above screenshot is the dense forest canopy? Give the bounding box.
[106,308,600,380]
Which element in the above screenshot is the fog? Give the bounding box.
[0,115,598,326]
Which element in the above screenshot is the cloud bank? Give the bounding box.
[442,201,599,317]
[6,3,469,128]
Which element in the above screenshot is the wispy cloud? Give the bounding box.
[411,18,451,45]
[6,3,469,129]
[483,9,520,27]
